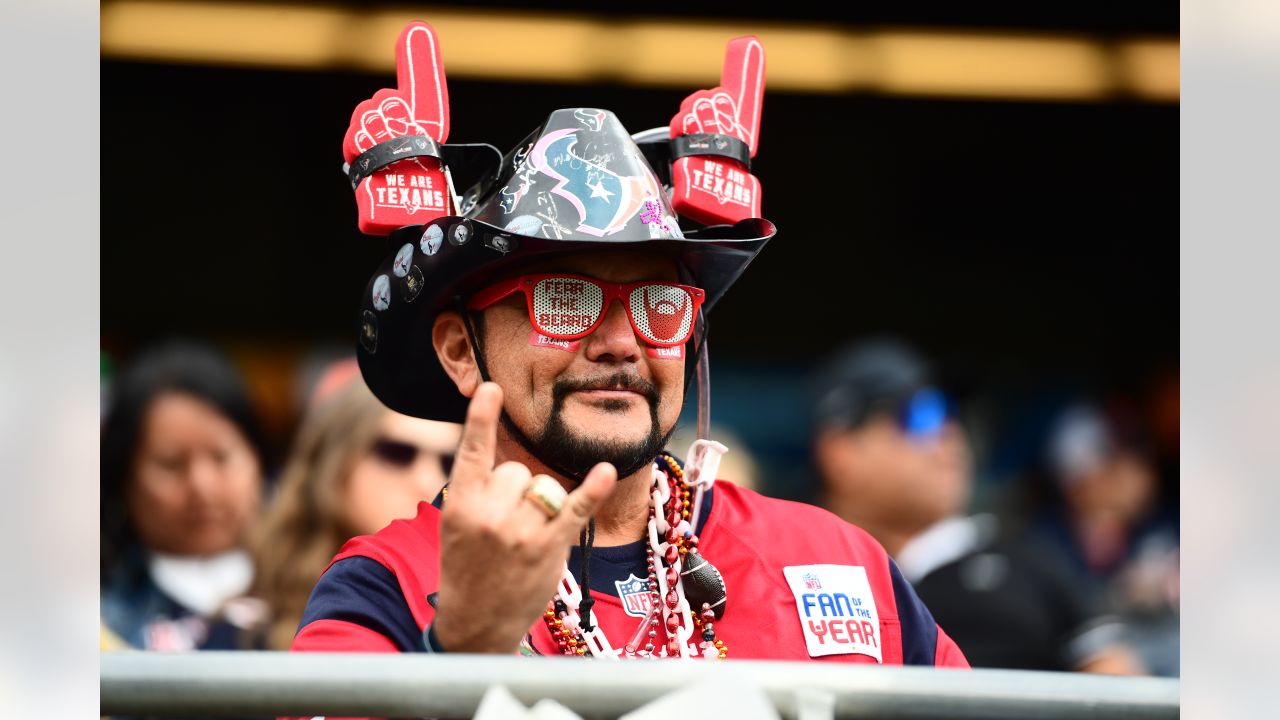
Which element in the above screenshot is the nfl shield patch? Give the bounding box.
[614,574,653,618]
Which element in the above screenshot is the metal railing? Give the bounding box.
[101,651,1179,719]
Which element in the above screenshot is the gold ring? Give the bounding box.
[524,475,567,519]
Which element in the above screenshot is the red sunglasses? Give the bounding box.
[467,273,706,347]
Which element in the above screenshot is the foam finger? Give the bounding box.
[719,36,765,155]
[395,21,450,142]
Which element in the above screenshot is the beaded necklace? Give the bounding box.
[540,453,727,659]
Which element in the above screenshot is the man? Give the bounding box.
[811,338,1141,672]
[291,22,967,667]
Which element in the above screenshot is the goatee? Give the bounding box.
[533,372,675,481]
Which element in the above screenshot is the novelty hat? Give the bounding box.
[346,23,774,422]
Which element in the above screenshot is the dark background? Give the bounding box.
[101,4,1177,502]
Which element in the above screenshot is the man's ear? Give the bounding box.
[433,310,481,398]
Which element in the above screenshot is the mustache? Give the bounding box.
[552,372,660,406]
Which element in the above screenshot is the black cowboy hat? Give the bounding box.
[357,108,775,422]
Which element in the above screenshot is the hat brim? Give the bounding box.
[356,216,774,421]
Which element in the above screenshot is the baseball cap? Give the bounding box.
[811,338,949,438]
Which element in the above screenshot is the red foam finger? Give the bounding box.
[361,108,392,145]
[693,93,722,135]
[718,36,765,155]
[670,156,760,226]
[666,36,766,226]
[395,21,450,143]
[379,98,423,137]
[711,93,742,141]
[345,92,450,234]
[342,23,455,235]
[344,96,385,162]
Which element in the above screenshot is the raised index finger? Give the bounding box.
[450,381,503,493]
[395,21,451,142]
[719,35,765,155]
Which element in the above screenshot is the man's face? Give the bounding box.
[821,414,972,533]
[474,250,686,478]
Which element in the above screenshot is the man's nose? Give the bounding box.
[583,299,641,362]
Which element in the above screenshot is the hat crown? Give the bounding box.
[469,108,684,242]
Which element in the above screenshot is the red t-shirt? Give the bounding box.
[293,480,968,668]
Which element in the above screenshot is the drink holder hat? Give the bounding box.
[347,23,774,445]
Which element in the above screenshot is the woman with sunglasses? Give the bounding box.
[249,368,460,650]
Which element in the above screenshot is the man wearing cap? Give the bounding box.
[291,22,967,667]
[810,338,1141,673]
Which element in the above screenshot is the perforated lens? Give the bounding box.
[531,277,605,337]
[629,284,695,345]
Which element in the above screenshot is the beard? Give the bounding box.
[505,371,676,481]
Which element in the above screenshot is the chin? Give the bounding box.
[563,418,651,447]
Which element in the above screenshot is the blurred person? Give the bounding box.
[100,340,269,650]
[289,25,968,667]
[1030,402,1180,675]
[250,371,461,649]
[811,339,1143,673]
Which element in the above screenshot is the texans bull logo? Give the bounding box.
[530,128,659,237]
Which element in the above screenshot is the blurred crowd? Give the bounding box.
[99,337,1178,676]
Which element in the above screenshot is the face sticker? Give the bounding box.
[646,344,685,360]
[783,565,882,662]
[420,224,444,255]
[359,310,378,353]
[371,274,391,311]
[528,329,580,353]
[402,265,424,303]
[505,214,543,236]
[450,223,471,245]
[392,243,414,277]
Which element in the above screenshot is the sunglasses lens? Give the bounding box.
[901,388,947,438]
[371,438,418,467]
[629,284,695,345]
[531,277,604,337]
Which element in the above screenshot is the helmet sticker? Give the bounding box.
[504,214,543,236]
[392,243,414,277]
[450,223,471,245]
[574,108,606,131]
[360,310,379,353]
[528,329,580,353]
[420,224,444,255]
[529,128,662,237]
[402,265,424,303]
[646,344,685,360]
[372,274,392,311]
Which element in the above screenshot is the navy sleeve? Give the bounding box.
[298,556,424,652]
[889,558,940,666]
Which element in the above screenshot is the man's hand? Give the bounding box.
[433,382,617,653]
[343,21,452,235]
